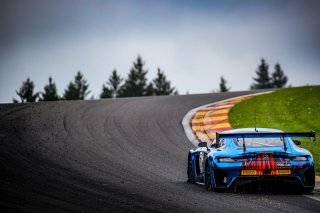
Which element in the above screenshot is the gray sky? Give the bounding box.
[1,0,320,103]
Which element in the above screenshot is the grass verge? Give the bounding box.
[229,86,320,174]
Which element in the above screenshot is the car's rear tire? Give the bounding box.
[205,159,215,191]
[303,187,314,194]
[187,153,194,183]
[302,168,315,194]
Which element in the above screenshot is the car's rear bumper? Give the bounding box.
[232,175,302,187]
[212,161,315,188]
[212,166,315,191]
[227,175,314,193]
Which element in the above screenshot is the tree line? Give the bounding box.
[13,57,288,103]
[218,58,288,92]
[13,56,178,102]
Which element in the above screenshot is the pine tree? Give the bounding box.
[219,76,230,92]
[153,68,175,95]
[100,70,123,98]
[40,76,60,101]
[145,83,154,96]
[250,59,272,89]
[13,78,39,103]
[271,63,288,88]
[100,86,113,99]
[63,71,90,100]
[118,56,149,97]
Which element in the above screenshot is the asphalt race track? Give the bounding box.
[1,91,319,212]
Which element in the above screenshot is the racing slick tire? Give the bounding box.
[303,187,314,194]
[187,153,195,183]
[204,159,215,191]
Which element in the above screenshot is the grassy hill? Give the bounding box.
[229,86,320,174]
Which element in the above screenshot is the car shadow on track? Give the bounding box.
[183,180,315,195]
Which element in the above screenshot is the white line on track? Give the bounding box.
[303,194,320,202]
[205,104,235,110]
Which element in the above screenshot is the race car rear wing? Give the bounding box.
[216,131,316,152]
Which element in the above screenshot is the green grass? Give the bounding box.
[229,86,320,174]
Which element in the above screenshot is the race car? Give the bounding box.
[187,128,316,193]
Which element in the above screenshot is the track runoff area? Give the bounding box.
[182,92,320,200]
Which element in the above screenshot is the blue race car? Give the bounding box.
[187,128,316,193]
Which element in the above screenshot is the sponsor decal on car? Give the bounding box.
[240,153,292,176]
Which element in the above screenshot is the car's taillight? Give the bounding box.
[218,157,246,162]
[290,156,309,161]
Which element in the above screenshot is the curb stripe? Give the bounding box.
[202,119,229,125]
[196,106,231,112]
[191,116,228,123]
[192,119,229,126]
[193,113,228,119]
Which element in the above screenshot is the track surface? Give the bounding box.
[1,91,319,212]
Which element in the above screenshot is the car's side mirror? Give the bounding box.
[293,140,301,145]
[198,142,207,147]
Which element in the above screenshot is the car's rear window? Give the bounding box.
[233,137,284,147]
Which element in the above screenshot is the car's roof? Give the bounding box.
[222,128,283,134]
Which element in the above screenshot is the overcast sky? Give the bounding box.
[1,0,319,103]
